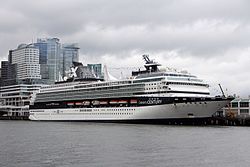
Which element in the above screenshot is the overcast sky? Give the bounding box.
[0,0,250,97]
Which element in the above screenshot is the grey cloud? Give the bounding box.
[2,0,250,29]
[1,0,250,96]
[73,21,250,58]
[1,0,250,57]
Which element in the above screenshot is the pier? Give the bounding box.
[1,114,250,126]
[0,116,29,120]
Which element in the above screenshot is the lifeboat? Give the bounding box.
[67,102,74,106]
[83,101,90,106]
[109,100,118,104]
[130,99,138,104]
[100,101,108,105]
[75,102,83,106]
[92,100,100,105]
[119,100,128,104]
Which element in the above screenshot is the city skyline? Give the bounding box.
[0,38,80,85]
[0,0,250,97]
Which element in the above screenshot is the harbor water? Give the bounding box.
[1,121,250,167]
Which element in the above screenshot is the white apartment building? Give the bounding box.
[12,44,41,79]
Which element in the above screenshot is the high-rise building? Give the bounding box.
[87,64,103,79]
[1,48,45,86]
[0,51,17,86]
[0,67,1,85]
[61,43,79,77]
[34,39,48,80]
[11,44,41,80]
[35,38,79,83]
[35,38,61,83]
[0,38,80,117]
[1,38,79,85]
[0,61,9,80]
[0,61,17,86]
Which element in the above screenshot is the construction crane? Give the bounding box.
[218,84,225,97]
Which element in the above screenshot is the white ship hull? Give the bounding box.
[29,100,229,121]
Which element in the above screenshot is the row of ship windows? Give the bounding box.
[2,92,31,97]
[105,108,135,111]
[164,74,196,77]
[145,87,159,90]
[135,73,196,78]
[36,93,134,101]
[166,82,208,87]
[71,87,142,93]
[32,111,135,115]
[146,83,160,86]
[19,64,39,66]
[43,84,75,89]
[77,113,134,115]
[25,67,40,69]
[74,81,133,89]
[40,81,207,94]
[37,91,139,99]
[80,108,136,112]
[43,81,134,90]
[40,86,143,95]
[144,81,207,87]
[0,87,40,92]
[38,90,136,97]
[133,78,164,83]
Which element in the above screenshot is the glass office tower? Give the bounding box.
[61,44,79,78]
[87,64,103,79]
[35,38,79,83]
[35,38,61,83]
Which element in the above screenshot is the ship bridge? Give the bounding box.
[132,55,161,76]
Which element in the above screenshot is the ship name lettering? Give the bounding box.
[139,98,162,105]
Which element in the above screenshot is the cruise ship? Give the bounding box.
[29,55,233,122]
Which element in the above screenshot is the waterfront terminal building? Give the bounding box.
[0,84,43,117]
[222,98,250,118]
